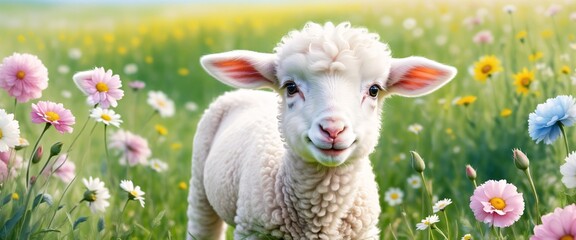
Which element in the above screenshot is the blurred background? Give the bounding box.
[0,0,575,238]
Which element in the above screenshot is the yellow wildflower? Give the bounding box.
[561,65,571,75]
[178,181,188,190]
[178,68,189,76]
[171,142,182,150]
[473,55,503,82]
[117,46,127,55]
[540,29,553,39]
[155,124,168,136]
[12,193,19,200]
[529,51,543,62]
[500,108,512,118]
[516,30,527,43]
[513,68,535,94]
[456,96,477,106]
[145,56,154,64]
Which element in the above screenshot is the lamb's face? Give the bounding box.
[275,46,391,167]
[199,22,457,167]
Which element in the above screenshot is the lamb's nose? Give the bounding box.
[319,118,346,140]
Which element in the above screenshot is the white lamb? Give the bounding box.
[187,22,456,239]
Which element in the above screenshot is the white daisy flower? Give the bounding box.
[185,101,198,112]
[408,123,423,134]
[462,233,473,240]
[0,109,20,152]
[416,214,440,230]
[90,107,122,127]
[82,177,110,213]
[407,175,422,189]
[384,188,404,206]
[120,179,145,208]
[433,198,453,213]
[560,152,576,188]
[503,4,516,14]
[123,63,138,75]
[149,158,168,172]
[147,91,175,118]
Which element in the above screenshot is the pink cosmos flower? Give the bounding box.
[0,150,23,181]
[31,101,76,134]
[42,154,75,183]
[0,53,49,103]
[469,179,524,228]
[531,204,576,240]
[72,67,124,108]
[108,130,151,166]
[473,30,494,44]
[128,81,145,91]
[0,160,7,182]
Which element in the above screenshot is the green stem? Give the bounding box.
[433,226,448,240]
[26,123,51,188]
[442,211,450,238]
[47,176,77,228]
[117,199,130,235]
[524,168,541,224]
[420,172,433,212]
[67,114,91,153]
[401,211,415,239]
[560,123,570,157]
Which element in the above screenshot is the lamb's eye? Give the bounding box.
[284,81,299,96]
[368,85,380,98]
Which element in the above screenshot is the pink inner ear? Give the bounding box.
[395,66,446,90]
[213,59,264,80]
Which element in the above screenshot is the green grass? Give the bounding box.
[0,1,575,239]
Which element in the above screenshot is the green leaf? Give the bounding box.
[1,195,11,206]
[0,206,25,238]
[151,210,166,228]
[18,210,32,240]
[32,194,44,209]
[97,217,105,232]
[73,217,88,230]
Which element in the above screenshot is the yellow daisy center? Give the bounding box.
[560,235,574,240]
[95,82,109,92]
[157,100,166,107]
[101,114,112,121]
[521,77,531,86]
[489,197,506,210]
[130,190,138,197]
[16,70,26,80]
[0,128,3,139]
[390,193,399,200]
[45,111,60,122]
[481,65,492,74]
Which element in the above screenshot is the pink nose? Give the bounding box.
[319,118,346,139]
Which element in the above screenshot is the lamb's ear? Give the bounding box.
[386,56,457,97]
[200,50,277,89]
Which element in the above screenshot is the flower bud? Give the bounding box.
[14,138,29,150]
[466,165,477,181]
[50,142,63,158]
[83,190,97,202]
[32,146,43,164]
[512,148,530,170]
[410,151,426,173]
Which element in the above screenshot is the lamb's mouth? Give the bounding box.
[305,137,356,166]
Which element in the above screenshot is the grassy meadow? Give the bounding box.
[0,0,575,239]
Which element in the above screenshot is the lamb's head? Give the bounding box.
[200,22,456,167]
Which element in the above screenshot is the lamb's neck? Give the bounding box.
[276,152,370,237]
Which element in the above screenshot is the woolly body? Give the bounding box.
[187,22,456,239]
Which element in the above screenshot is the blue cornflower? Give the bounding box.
[528,95,576,144]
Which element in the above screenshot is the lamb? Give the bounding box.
[187,22,457,239]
